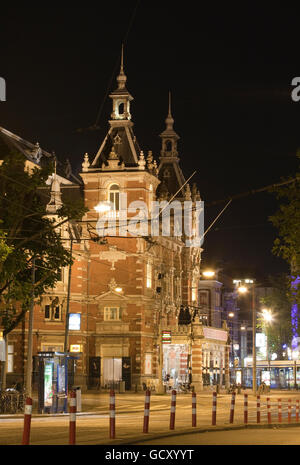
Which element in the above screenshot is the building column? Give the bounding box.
[191,341,203,392]
[225,344,230,389]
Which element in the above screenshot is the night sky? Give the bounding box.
[1,3,300,281]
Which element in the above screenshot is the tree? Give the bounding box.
[0,147,86,337]
[269,154,300,301]
[258,274,293,359]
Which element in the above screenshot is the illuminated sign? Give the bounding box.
[162,331,172,344]
[69,313,81,330]
[44,361,53,407]
[70,344,81,353]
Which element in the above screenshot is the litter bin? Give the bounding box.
[119,381,125,393]
[75,387,82,412]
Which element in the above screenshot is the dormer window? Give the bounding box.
[109,184,120,211]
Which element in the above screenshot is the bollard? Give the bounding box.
[229,391,236,424]
[267,397,271,424]
[109,390,116,439]
[192,392,196,427]
[244,393,248,424]
[170,390,177,430]
[296,400,299,422]
[278,398,282,423]
[212,391,217,426]
[22,397,32,445]
[256,395,261,423]
[143,389,151,433]
[69,390,76,445]
[288,399,292,423]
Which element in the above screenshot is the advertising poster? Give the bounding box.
[44,361,53,407]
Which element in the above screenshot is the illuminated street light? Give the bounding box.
[202,270,215,278]
[237,285,248,294]
[262,308,273,323]
[115,287,123,293]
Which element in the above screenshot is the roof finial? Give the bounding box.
[120,43,124,73]
[117,44,127,89]
[168,90,172,117]
[165,90,174,130]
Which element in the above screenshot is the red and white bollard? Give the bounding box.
[212,391,217,426]
[244,393,248,424]
[192,392,196,427]
[256,395,261,423]
[109,390,116,439]
[229,391,236,424]
[22,397,32,445]
[288,398,292,423]
[296,399,299,422]
[278,398,282,423]
[267,397,271,424]
[69,390,76,445]
[170,390,176,430]
[143,389,151,433]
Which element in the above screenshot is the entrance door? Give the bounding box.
[103,358,122,388]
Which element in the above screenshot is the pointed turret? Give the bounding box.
[157,92,185,198]
[159,91,180,158]
[91,45,141,169]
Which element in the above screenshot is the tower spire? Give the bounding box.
[165,90,175,131]
[117,43,127,90]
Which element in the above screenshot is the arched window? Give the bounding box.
[118,102,124,116]
[109,184,120,210]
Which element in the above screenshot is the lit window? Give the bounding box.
[7,345,14,373]
[146,262,152,288]
[109,184,120,211]
[104,307,120,321]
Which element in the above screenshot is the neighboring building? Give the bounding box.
[0,54,229,392]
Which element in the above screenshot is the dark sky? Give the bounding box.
[1,3,300,281]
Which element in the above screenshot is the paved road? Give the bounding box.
[133,427,300,445]
[1,390,300,445]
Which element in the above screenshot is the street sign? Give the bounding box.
[162,331,172,344]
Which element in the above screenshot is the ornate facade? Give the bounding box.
[0,52,229,392]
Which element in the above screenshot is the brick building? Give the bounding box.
[0,53,229,392]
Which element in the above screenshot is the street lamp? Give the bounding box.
[202,270,215,278]
[235,279,256,395]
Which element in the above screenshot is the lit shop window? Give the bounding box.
[104,307,121,321]
[7,345,14,373]
[146,262,152,288]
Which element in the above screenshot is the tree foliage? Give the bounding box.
[0,148,86,336]
[258,274,293,359]
[269,154,300,303]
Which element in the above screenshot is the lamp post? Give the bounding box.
[234,279,256,396]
